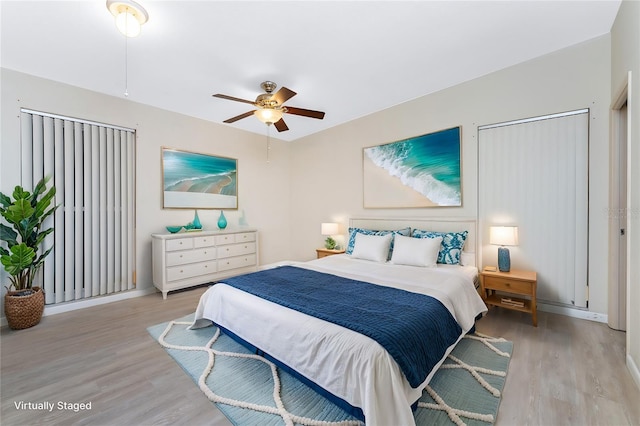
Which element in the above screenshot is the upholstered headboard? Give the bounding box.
[348,217,477,267]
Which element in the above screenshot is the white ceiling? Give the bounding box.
[1,1,621,141]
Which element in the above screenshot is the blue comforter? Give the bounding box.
[222,266,462,388]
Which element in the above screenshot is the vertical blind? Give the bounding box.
[478,110,589,308]
[20,109,136,305]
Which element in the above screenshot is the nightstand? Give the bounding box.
[480,269,538,326]
[316,248,345,259]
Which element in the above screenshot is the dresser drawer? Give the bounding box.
[218,254,257,272]
[166,238,193,252]
[166,260,217,282]
[484,276,533,295]
[215,234,236,245]
[193,235,216,248]
[166,247,216,267]
[234,232,256,243]
[217,242,256,259]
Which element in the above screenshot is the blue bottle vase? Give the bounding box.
[217,211,227,230]
[193,210,202,229]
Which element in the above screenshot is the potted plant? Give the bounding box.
[0,176,57,330]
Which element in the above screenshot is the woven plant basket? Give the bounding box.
[4,286,45,330]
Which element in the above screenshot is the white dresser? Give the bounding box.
[152,228,258,299]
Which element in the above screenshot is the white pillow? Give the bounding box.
[351,233,392,262]
[460,251,475,267]
[391,235,442,267]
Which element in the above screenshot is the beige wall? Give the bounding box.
[611,0,640,388]
[0,68,293,299]
[290,35,612,315]
[0,32,621,325]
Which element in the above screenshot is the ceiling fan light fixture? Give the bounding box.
[254,108,283,125]
[107,0,148,37]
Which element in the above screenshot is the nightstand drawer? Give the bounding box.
[484,276,533,295]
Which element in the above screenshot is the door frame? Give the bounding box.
[608,72,631,331]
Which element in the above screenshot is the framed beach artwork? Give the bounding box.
[162,147,238,209]
[363,126,462,208]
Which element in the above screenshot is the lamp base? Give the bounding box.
[497,247,511,272]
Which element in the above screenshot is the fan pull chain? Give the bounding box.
[266,124,272,163]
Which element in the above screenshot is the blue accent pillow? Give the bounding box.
[411,229,468,265]
[346,227,410,259]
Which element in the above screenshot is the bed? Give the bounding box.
[191,218,487,426]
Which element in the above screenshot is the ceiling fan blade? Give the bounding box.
[213,94,256,105]
[271,87,297,106]
[274,118,289,132]
[285,106,325,120]
[223,110,256,123]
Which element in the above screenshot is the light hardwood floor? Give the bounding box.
[2,287,639,426]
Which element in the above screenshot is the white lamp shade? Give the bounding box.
[254,108,283,124]
[107,0,149,37]
[490,226,519,246]
[115,11,141,37]
[321,222,339,236]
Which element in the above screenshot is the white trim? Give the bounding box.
[478,108,589,130]
[0,288,157,328]
[538,302,607,323]
[628,353,640,391]
[20,108,136,132]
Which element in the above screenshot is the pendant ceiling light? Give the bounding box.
[106,0,149,37]
[254,108,284,125]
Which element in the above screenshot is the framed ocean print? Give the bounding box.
[162,147,238,209]
[363,126,462,208]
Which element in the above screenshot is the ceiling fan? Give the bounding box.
[213,81,325,132]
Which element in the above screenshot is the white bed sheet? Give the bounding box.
[191,255,487,426]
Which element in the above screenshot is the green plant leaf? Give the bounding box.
[0,223,17,246]
[33,246,54,268]
[33,227,54,248]
[0,192,11,209]
[34,186,56,218]
[31,176,51,201]
[0,243,35,277]
[12,186,29,201]
[6,199,34,224]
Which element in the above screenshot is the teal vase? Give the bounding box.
[217,211,227,230]
[193,210,202,229]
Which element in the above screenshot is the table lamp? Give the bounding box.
[489,226,519,272]
[321,222,339,249]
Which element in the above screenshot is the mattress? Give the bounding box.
[191,254,487,426]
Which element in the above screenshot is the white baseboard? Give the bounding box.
[1,287,157,328]
[628,354,640,391]
[538,302,608,323]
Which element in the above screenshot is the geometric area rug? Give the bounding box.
[147,314,513,426]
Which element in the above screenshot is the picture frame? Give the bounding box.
[162,147,238,209]
[363,126,462,208]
